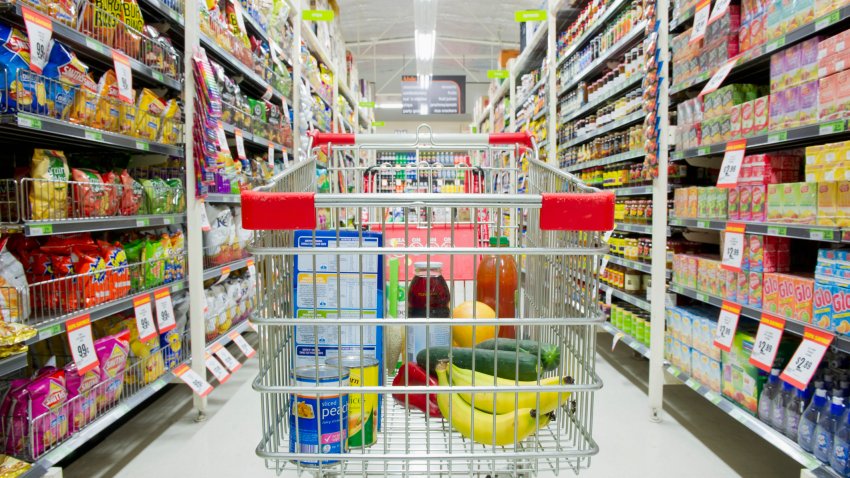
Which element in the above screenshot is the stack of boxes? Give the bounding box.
[739,0,768,52]
[769,38,820,130]
[815,249,850,333]
[672,8,741,88]
[806,140,850,227]
[763,272,814,321]
[819,30,850,121]
[666,305,723,393]
[721,330,768,415]
[609,303,651,346]
[735,152,803,222]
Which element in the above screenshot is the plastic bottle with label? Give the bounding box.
[758,369,780,423]
[833,407,850,477]
[799,389,829,453]
[770,381,795,431]
[815,397,845,463]
[784,387,807,440]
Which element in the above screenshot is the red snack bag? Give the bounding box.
[71,246,108,308]
[97,240,130,299]
[40,233,96,255]
[49,253,77,314]
[119,170,142,216]
[101,171,121,216]
[71,168,108,218]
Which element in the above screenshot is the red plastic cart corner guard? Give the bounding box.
[240,191,317,230]
[540,191,615,231]
[308,131,356,146]
[489,132,534,149]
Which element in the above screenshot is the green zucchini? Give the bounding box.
[416,346,541,381]
[475,338,561,372]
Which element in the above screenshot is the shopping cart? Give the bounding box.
[243,126,614,477]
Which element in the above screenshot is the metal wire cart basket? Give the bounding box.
[242,127,614,477]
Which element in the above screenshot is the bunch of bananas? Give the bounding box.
[434,360,573,446]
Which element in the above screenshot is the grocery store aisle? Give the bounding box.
[62,338,793,478]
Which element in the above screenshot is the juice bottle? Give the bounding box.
[406,262,451,363]
[476,236,519,338]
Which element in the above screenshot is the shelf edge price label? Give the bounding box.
[749,313,786,372]
[515,9,546,22]
[721,222,746,272]
[112,51,133,103]
[153,287,177,333]
[174,364,213,397]
[716,139,747,187]
[210,343,241,372]
[133,294,158,342]
[229,331,256,358]
[234,128,247,160]
[199,200,211,232]
[700,56,739,97]
[689,0,712,44]
[204,353,230,384]
[22,7,52,74]
[215,266,230,285]
[714,301,741,352]
[303,9,334,21]
[707,0,731,24]
[216,121,230,154]
[780,327,834,390]
[487,70,509,79]
[66,314,99,374]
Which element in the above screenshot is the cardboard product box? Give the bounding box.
[784,44,802,90]
[782,182,801,223]
[749,234,765,272]
[751,184,767,222]
[818,181,839,226]
[730,103,743,139]
[799,182,818,225]
[728,186,740,220]
[706,355,723,393]
[767,183,783,222]
[794,276,815,323]
[738,269,749,304]
[782,87,801,129]
[763,272,780,313]
[778,274,797,318]
[688,186,700,218]
[754,95,770,134]
[799,81,819,126]
[832,280,850,334]
[814,280,834,329]
[838,181,850,227]
[725,270,739,302]
[749,271,764,308]
[801,37,822,84]
[721,331,766,415]
[741,100,755,137]
[739,185,753,221]
[665,334,675,362]
[770,50,784,93]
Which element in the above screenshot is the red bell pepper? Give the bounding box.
[392,362,442,417]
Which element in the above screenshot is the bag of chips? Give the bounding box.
[122,238,144,290]
[64,362,100,433]
[71,168,108,218]
[29,149,70,221]
[42,40,88,120]
[0,24,34,113]
[98,240,130,298]
[92,70,120,131]
[165,178,183,213]
[94,330,129,411]
[69,73,97,126]
[100,171,121,216]
[141,178,169,214]
[169,229,184,280]
[0,239,29,322]
[142,237,165,289]
[118,169,143,216]
[24,369,69,457]
[158,99,180,144]
[134,88,164,140]
[71,245,108,308]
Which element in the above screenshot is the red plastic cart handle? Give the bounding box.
[240,191,317,230]
[489,132,534,149]
[540,192,615,231]
[308,131,355,146]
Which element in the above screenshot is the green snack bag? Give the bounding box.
[143,238,166,288]
[165,178,184,213]
[142,178,169,214]
[123,239,145,290]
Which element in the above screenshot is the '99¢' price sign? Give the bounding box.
[66,314,99,374]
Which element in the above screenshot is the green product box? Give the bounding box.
[721,331,766,415]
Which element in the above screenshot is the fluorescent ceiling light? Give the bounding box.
[414,0,437,81]
[415,30,435,61]
[418,74,431,90]
[377,102,403,109]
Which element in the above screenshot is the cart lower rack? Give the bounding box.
[243,128,614,477]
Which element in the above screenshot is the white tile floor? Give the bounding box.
[62,346,772,478]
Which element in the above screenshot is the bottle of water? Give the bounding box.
[833,407,850,477]
[815,396,845,463]
[758,369,781,423]
[771,381,794,430]
[784,387,807,440]
[800,389,829,452]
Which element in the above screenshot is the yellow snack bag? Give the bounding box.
[70,73,97,125]
[118,88,135,136]
[158,99,180,144]
[92,70,120,132]
[29,149,70,220]
[134,88,164,140]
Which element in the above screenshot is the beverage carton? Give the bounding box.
[729,186,740,220]
[794,276,815,323]
[763,272,780,313]
[838,181,850,227]
[687,256,699,289]
[688,186,699,218]
[818,181,839,226]
[726,269,739,302]
[749,271,763,308]
[730,104,742,139]
[814,280,834,329]
[778,274,796,318]
[741,100,755,137]
[831,282,850,334]
[799,182,818,224]
[751,184,767,222]
[754,95,770,134]
[749,234,765,272]
[739,185,753,221]
[799,81,819,126]
[738,270,749,304]
[782,182,801,223]
[767,183,783,222]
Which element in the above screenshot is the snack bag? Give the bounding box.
[42,40,88,120]
[94,330,129,411]
[165,178,184,213]
[119,0,145,58]
[71,168,109,218]
[118,169,143,216]
[142,237,165,288]
[0,238,29,322]
[119,88,136,136]
[170,229,185,280]
[45,253,76,312]
[159,232,174,283]
[69,73,97,125]
[100,170,121,216]
[141,178,169,214]
[25,369,69,457]
[98,240,130,298]
[71,245,108,308]
[122,239,144,290]
[0,25,34,112]
[112,317,164,386]
[158,99,181,144]
[29,149,70,221]
[92,70,120,132]
[159,298,187,369]
[63,362,100,432]
[2,379,30,455]
[134,89,165,140]
[81,0,121,49]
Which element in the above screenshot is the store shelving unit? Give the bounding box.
[601,284,651,312]
[669,217,845,243]
[600,321,651,358]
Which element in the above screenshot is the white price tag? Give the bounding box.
[112,51,133,103]
[66,314,99,374]
[268,143,275,167]
[749,314,786,372]
[700,57,739,97]
[262,85,273,101]
[205,353,231,384]
[605,287,613,305]
[200,201,211,232]
[781,328,834,390]
[133,294,158,342]
[216,121,230,154]
[22,7,52,74]
[235,128,247,160]
[153,287,177,333]
[689,0,712,44]
[174,364,214,397]
[211,343,242,372]
[215,266,230,285]
[716,139,747,187]
[230,331,256,358]
[713,301,741,352]
[721,224,746,272]
[707,0,731,24]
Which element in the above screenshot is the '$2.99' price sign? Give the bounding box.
[721,223,746,272]
[781,327,835,390]
[66,314,99,374]
[749,314,786,372]
[713,301,741,352]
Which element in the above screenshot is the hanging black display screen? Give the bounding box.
[401,75,466,114]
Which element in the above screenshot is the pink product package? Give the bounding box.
[728,187,740,220]
[739,185,753,221]
[751,184,767,221]
[6,370,70,458]
[749,271,764,308]
[1,379,30,456]
[95,331,130,412]
[64,363,102,433]
[799,81,820,126]
[726,270,738,301]
[738,269,749,304]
